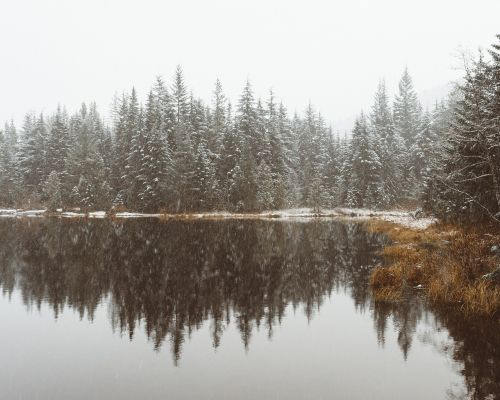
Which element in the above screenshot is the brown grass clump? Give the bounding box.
[367,219,500,316]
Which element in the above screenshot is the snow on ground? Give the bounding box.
[0,207,435,229]
[114,212,162,218]
[0,209,17,217]
[88,211,107,218]
[333,207,435,229]
[15,210,46,217]
[61,212,85,218]
[379,214,436,230]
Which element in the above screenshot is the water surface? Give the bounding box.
[0,218,498,399]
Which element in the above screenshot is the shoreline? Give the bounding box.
[3,206,497,316]
[0,207,435,229]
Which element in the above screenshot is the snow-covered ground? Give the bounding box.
[0,207,435,229]
[333,208,436,229]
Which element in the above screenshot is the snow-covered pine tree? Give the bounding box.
[0,121,18,205]
[209,79,226,156]
[424,49,500,223]
[138,91,172,211]
[393,68,422,148]
[347,112,381,207]
[410,110,434,198]
[256,160,274,210]
[66,103,111,210]
[218,102,240,210]
[265,90,287,208]
[42,170,62,211]
[393,69,423,198]
[112,94,130,202]
[277,103,300,207]
[125,88,144,208]
[171,66,189,126]
[370,81,404,206]
[193,138,219,210]
[297,104,315,205]
[45,107,69,181]
[486,35,500,213]
[0,129,9,205]
[322,126,339,207]
[17,113,47,205]
[234,80,259,211]
[335,133,352,206]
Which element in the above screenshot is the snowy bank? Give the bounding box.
[333,208,436,230]
[0,207,435,229]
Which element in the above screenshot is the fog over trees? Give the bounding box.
[1,36,499,223]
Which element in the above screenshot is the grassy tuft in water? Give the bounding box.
[367,220,500,316]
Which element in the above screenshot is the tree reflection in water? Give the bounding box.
[0,218,498,399]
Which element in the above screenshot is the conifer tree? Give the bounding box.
[393,68,422,147]
[42,171,62,211]
[370,81,404,206]
[46,107,69,179]
[347,113,381,207]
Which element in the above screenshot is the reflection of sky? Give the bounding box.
[0,289,465,400]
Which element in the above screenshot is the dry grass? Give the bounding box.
[367,219,500,316]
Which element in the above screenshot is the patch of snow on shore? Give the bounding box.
[334,207,435,229]
[0,207,435,228]
[114,212,162,218]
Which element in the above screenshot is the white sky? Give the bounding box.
[1,0,499,133]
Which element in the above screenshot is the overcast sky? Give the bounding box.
[1,0,499,132]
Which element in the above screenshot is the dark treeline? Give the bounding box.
[0,67,442,213]
[1,35,499,222]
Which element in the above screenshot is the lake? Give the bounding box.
[0,218,498,399]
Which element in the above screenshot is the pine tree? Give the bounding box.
[234,81,259,211]
[46,107,69,179]
[138,91,172,211]
[393,68,422,147]
[0,121,17,205]
[42,170,62,211]
[347,113,381,207]
[410,111,434,197]
[256,160,274,210]
[424,44,500,223]
[237,80,258,157]
[125,88,143,208]
[370,81,404,206]
[209,79,226,156]
[171,66,189,126]
[336,134,352,206]
[218,103,239,209]
[193,139,219,210]
[66,104,111,210]
[17,113,47,193]
[112,94,130,200]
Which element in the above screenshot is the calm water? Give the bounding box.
[0,218,499,400]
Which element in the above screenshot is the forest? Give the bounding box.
[0,35,499,224]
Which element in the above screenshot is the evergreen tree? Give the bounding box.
[370,81,404,206]
[17,113,47,193]
[426,50,500,222]
[347,113,381,207]
[393,68,422,147]
[209,79,226,155]
[46,107,69,179]
[0,121,17,205]
[66,104,111,210]
[171,66,189,126]
[42,170,62,211]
